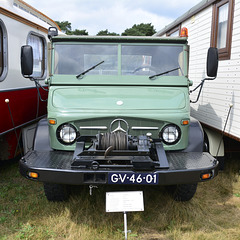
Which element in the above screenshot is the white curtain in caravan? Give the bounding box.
[0,28,2,76]
[217,3,229,49]
[27,34,44,78]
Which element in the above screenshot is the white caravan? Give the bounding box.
[155,0,240,165]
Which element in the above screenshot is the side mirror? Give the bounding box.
[207,47,218,78]
[48,27,58,40]
[190,47,219,103]
[21,45,33,77]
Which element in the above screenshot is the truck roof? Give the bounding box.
[51,35,188,44]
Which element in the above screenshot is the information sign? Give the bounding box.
[106,191,144,213]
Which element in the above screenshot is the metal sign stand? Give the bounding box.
[123,211,131,240]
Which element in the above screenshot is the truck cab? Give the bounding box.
[20,28,218,201]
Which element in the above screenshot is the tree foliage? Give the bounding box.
[55,21,72,34]
[121,23,156,36]
[55,21,156,36]
[72,29,88,35]
[55,21,88,35]
[96,29,119,36]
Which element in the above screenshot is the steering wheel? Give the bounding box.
[132,65,157,74]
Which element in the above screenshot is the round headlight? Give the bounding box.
[57,124,78,145]
[161,124,181,145]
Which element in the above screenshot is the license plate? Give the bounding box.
[108,173,158,185]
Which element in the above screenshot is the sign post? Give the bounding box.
[124,211,128,239]
[106,191,144,239]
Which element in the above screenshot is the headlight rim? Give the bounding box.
[56,123,79,145]
[160,124,181,145]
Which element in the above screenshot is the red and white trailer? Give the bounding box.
[0,0,59,161]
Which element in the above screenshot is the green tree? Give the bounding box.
[72,29,88,35]
[121,23,156,36]
[55,21,88,35]
[55,21,72,34]
[96,29,119,36]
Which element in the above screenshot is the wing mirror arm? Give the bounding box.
[190,79,205,104]
[190,77,216,103]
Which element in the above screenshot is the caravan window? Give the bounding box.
[0,27,3,77]
[27,32,46,79]
[166,26,181,37]
[0,20,7,81]
[211,0,234,60]
[217,3,229,49]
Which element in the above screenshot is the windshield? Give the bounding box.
[54,44,184,77]
[54,44,118,75]
[122,45,183,77]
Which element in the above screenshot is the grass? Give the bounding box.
[0,155,240,240]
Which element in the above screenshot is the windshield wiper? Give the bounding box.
[76,60,104,79]
[149,67,180,80]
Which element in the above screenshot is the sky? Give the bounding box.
[23,0,202,35]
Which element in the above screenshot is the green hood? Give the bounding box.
[52,86,186,110]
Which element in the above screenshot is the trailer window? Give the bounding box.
[211,0,234,60]
[0,27,3,76]
[166,26,181,37]
[27,33,46,79]
[0,20,7,81]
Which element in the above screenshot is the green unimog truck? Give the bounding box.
[19,27,219,201]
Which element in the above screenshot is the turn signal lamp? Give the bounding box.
[201,173,212,180]
[181,120,189,125]
[49,119,57,125]
[180,27,188,37]
[29,172,39,179]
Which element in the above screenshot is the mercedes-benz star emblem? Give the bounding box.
[110,119,129,133]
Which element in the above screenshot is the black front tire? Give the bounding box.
[168,183,198,202]
[43,183,70,202]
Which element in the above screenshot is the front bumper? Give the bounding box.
[19,150,218,185]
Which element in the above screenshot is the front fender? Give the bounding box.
[182,118,204,152]
[33,118,52,152]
